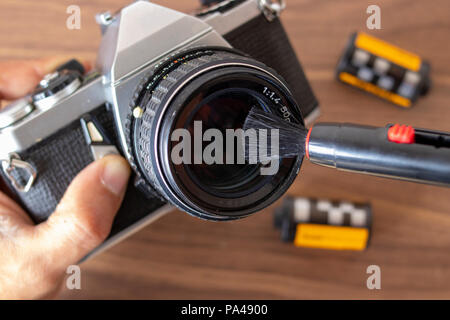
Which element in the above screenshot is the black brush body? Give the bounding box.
[244,107,450,187]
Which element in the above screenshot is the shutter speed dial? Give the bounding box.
[32,70,82,111]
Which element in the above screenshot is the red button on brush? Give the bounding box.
[388,124,415,144]
[305,127,313,159]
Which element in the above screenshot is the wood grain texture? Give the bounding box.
[1,0,449,299]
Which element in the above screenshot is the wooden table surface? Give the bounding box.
[1,0,449,299]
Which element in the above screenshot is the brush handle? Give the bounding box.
[306,123,450,187]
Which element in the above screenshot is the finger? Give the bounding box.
[0,167,36,227]
[0,56,92,101]
[0,191,34,240]
[0,191,33,224]
[33,155,130,268]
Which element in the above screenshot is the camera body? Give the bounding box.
[0,0,318,256]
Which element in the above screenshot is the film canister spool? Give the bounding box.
[336,32,431,108]
[274,197,372,251]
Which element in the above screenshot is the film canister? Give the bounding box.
[336,32,431,108]
[274,197,372,251]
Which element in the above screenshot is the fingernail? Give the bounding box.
[101,156,131,196]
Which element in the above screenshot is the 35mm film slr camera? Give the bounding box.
[0,0,318,254]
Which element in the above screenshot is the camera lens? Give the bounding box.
[131,49,304,220]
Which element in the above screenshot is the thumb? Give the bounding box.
[34,155,130,268]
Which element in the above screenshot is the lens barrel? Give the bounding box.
[130,48,304,220]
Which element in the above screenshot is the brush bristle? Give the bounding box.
[243,107,308,160]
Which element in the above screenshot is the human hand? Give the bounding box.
[0,57,131,299]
